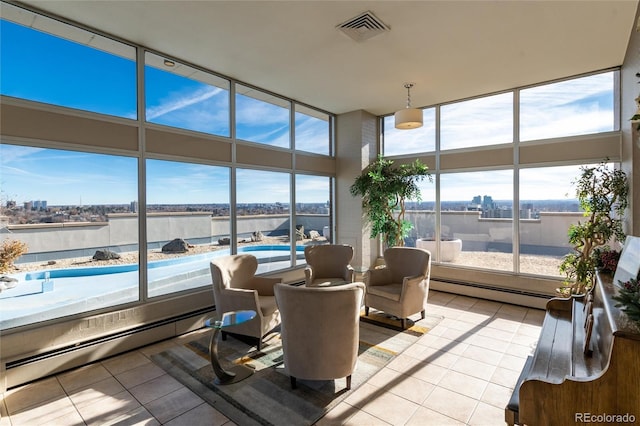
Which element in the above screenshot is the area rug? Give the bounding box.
[151,314,442,426]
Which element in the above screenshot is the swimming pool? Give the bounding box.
[22,244,305,281]
[1,244,307,330]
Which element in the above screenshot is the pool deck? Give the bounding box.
[0,246,306,330]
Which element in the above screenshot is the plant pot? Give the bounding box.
[416,238,462,262]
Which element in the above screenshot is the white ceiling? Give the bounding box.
[14,0,640,116]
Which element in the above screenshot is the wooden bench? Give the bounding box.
[505,271,640,425]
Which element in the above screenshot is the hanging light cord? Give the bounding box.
[405,83,414,109]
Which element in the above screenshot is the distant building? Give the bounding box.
[484,207,512,219]
[130,201,138,213]
[467,195,482,211]
[482,195,495,211]
[520,203,534,219]
[28,200,48,210]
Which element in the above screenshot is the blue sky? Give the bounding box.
[0,16,613,206]
[384,73,614,154]
[0,21,137,118]
[0,18,330,205]
[0,145,138,205]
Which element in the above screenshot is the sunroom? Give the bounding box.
[1,1,639,424]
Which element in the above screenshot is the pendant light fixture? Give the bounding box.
[394,82,423,129]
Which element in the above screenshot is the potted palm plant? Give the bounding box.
[350,155,432,248]
[558,160,628,295]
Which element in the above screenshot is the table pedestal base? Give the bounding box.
[209,328,255,385]
[214,364,255,385]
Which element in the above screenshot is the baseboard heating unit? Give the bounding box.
[3,307,214,390]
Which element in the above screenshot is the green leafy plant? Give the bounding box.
[0,238,28,274]
[630,77,640,130]
[558,160,628,295]
[613,277,640,325]
[350,156,432,248]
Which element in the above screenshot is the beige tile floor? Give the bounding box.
[0,290,544,425]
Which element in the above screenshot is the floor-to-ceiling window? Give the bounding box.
[518,164,593,277]
[382,69,619,288]
[295,174,333,265]
[0,145,139,329]
[236,168,292,273]
[0,2,335,330]
[440,169,514,271]
[145,159,231,298]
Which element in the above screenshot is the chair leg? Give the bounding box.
[401,318,406,329]
[365,306,369,316]
[346,375,352,390]
[257,338,262,351]
[221,331,227,341]
[421,309,426,320]
[290,376,297,389]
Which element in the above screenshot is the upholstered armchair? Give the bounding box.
[210,254,282,350]
[303,244,355,286]
[364,247,431,329]
[274,281,365,390]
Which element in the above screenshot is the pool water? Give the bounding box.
[23,245,305,281]
[1,245,307,329]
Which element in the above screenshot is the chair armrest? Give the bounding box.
[344,265,355,282]
[364,267,392,286]
[404,274,424,284]
[304,267,313,286]
[247,276,282,296]
[401,274,428,300]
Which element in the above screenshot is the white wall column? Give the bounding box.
[335,110,379,272]
[622,4,640,237]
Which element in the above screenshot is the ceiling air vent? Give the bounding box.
[337,11,390,42]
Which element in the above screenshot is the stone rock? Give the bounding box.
[218,237,231,246]
[295,225,305,241]
[0,275,18,291]
[92,249,121,261]
[309,230,321,240]
[0,278,19,292]
[251,231,264,242]
[162,238,190,253]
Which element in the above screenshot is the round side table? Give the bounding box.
[204,309,257,385]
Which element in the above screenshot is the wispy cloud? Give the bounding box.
[236,96,289,127]
[236,169,290,203]
[384,72,614,153]
[295,175,330,203]
[383,110,437,156]
[146,86,224,120]
[441,170,513,202]
[295,114,329,154]
[0,145,46,164]
[1,146,137,204]
[146,161,230,204]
